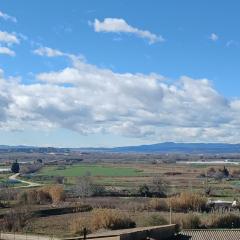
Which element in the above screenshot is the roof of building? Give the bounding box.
[176,229,240,240]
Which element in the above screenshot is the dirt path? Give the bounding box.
[9,173,42,188]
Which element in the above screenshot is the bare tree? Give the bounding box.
[75,176,94,198]
[75,175,105,198]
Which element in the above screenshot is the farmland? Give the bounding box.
[31,161,240,198]
[38,164,144,177]
[2,151,240,237]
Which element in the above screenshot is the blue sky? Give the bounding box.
[0,0,240,147]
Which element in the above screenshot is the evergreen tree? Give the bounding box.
[11,160,20,173]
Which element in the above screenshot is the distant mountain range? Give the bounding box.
[79,142,240,154]
[1,142,240,154]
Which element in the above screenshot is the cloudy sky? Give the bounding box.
[1,0,240,147]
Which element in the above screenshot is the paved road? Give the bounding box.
[9,173,42,188]
[0,233,59,240]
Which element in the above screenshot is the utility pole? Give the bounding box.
[169,200,172,224]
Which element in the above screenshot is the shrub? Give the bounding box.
[70,216,91,235]
[143,214,168,227]
[138,184,151,197]
[36,190,52,204]
[46,185,65,203]
[169,192,207,212]
[149,198,168,211]
[181,214,201,229]
[211,214,240,228]
[2,207,32,231]
[151,177,167,197]
[91,209,136,230]
[20,163,42,174]
[172,214,201,229]
[54,176,65,184]
[18,189,51,205]
[70,209,136,234]
[18,185,65,205]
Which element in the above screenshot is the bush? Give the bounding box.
[70,217,91,235]
[143,214,168,227]
[2,207,32,231]
[70,209,136,234]
[211,214,240,228]
[91,209,136,230]
[172,214,201,229]
[138,184,150,197]
[18,189,51,205]
[18,185,65,205]
[20,163,42,174]
[169,192,207,212]
[181,214,201,229]
[149,198,168,211]
[45,185,65,203]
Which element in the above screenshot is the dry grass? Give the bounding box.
[18,185,65,205]
[172,213,201,229]
[169,192,207,212]
[70,209,136,234]
[148,198,169,211]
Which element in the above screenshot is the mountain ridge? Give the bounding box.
[1,142,240,154]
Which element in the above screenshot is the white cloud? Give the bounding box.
[209,33,218,41]
[93,18,164,44]
[1,12,238,143]
[0,47,15,56]
[33,47,64,57]
[0,11,17,23]
[1,48,240,143]
[0,31,20,45]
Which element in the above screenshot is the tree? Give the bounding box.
[222,166,229,177]
[37,159,43,164]
[75,177,93,198]
[138,184,150,197]
[11,160,20,173]
[151,176,167,197]
[75,176,105,198]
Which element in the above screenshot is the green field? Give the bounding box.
[39,164,144,177]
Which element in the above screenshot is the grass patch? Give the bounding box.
[39,165,144,177]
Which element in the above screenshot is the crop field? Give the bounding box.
[33,162,240,198]
[38,164,144,177]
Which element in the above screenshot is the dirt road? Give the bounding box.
[9,173,42,188]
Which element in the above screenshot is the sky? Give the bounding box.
[0,0,240,147]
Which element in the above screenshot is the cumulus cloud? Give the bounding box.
[0,46,15,56]
[0,31,20,45]
[209,33,218,41]
[93,18,164,44]
[0,11,17,23]
[0,49,240,142]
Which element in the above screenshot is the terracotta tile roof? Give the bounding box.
[176,229,240,240]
